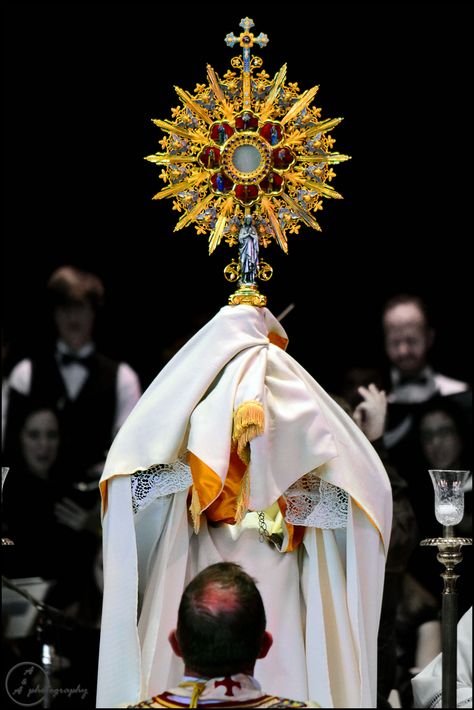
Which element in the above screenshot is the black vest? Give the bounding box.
[6,352,118,482]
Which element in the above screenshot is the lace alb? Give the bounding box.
[130,457,348,528]
[284,470,348,528]
[131,458,192,514]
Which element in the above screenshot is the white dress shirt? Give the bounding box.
[6,340,141,439]
[384,366,469,449]
[388,365,468,405]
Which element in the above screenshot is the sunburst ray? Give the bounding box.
[301,180,343,199]
[286,172,343,199]
[206,65,234,121]
[281,192,322,231]
[259,64,287,121]
[174,86,213,125]
[174,192,216,232]
[152,172,207,200]
[145,153,198,165]
[208,196,234,254]
[302,117,344,138]
[281,86,319,125]
[152,119,208,144]
[296,153,351,164]
[261,197,288,253]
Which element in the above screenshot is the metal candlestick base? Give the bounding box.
[420,531,472,709]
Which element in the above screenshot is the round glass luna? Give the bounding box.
[232,144,262,173]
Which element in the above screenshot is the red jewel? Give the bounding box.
[235,113,258,131]
[210,123,234,144]
[211,172,233,192]
[199,146,221,168]
[235,184,259,203]
[260,122,281,146]
[260,172,283,193]
[272,146,293,169]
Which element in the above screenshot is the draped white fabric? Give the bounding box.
[97,305,392,708]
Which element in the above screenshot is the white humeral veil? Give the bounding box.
[97,305,392,709]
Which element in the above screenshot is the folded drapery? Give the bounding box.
[97,305,392,708]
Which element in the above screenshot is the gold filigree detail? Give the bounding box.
[146,17,349,286]
[228,283,267,307]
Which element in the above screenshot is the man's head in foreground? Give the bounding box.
[168,562,273,679]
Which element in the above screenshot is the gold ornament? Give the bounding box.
[145,17,350,305]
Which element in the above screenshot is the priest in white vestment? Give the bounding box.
[97,304,392,708]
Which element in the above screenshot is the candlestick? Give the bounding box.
[1,467,14,546]
[421,469,472,708]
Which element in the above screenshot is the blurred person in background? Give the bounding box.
[4,265,141,486]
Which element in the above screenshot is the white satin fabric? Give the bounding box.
[97,305,392,708]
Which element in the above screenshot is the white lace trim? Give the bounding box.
[131,458,192,514]
[130,458,348,528]
[284,471,348,528]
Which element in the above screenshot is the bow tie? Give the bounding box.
[58,352,94,368]
[398,374,429,386]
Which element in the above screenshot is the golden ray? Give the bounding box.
[285,171,306,186]
[261,196,288,253]
[296,153,351,164]
[174,86,213,125]
[208,196,234,254]
[259,64,287,121]
[280,192,322,231]
[284,129,309,147]
[302,117,344,138]
[280,86,319,126]
[152,172,207,200]
[174,192,217,232]
[145,153,198,165]
[206,65,234,121]
[285,119,344,148]
[301,180,343,199]
[285,171,342,199]
[152,119,208,144]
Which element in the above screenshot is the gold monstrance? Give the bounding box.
[145,17,350,306]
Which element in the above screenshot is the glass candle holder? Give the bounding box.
[2,467,14,545]
[429,469,470,526]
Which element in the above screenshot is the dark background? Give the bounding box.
[3,3,473,391]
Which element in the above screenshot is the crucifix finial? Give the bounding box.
[225,17,269,51]
[225,18,269,111]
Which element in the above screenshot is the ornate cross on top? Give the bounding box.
[225,17,269,51]
[225,18,269,110]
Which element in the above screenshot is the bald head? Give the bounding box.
[198,581,240,614]
[174,562,268,678]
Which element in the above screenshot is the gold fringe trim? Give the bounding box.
[232,400,265,462]
[189,486,202,534]
[234,465,250,525]
[234,424,259,463]
[231,401,264,523]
